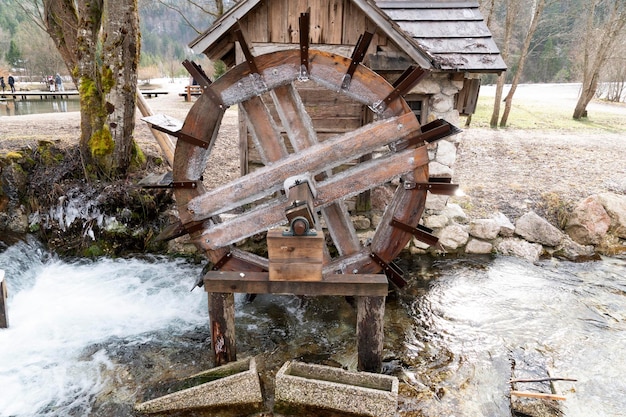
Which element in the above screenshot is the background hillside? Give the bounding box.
[0,0,231,80]
[0,0,623,99]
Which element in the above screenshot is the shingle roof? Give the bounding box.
[376,0,506,72]
[189,0,505,73]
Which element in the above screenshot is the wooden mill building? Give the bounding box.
[189,0,506,177]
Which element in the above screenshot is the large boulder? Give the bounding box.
[437,223,469,251]
[465,238,493,254]
[565,195,611,245]
[552,236,596,261]
[468,218,500,240]
[492,212,515,237]
[596,192,626,239]
[441,203,469,224]
[496,238,543,262]
[515,211,563,247]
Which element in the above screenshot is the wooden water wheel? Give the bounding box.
[148,19,459,372]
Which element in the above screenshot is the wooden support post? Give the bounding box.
[356,295,385,373]
[0,270,8,328]
[136,86,175,167]
[208,292,236,366]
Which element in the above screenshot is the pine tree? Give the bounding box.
[5,39,22,67]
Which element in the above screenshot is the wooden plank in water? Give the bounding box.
[0,270,8,328]
[510,391,567,401]
[357,295,385,372]
[203,271,388,296]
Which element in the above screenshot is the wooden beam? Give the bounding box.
[209,293,237,366]
[321,203,361,257]
[270,84,317,153]
[195,146,428,249]
[136,89,175,167]
[186,112,421,220]
[203,271,388,296]
[510,391,567,401]
[357,296,385,372]
[0,270,8,328]
[269,84,361,260]
[241,96,289,164]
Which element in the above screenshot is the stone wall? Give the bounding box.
[353,192,626,262]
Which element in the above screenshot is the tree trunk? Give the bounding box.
[490,73,505,128]
[500,0,546,127]
[43,0,80,87]
[573,0,626,120]
[103,0,141,175]
[75,0,107,173]
[573,73,599,119]
[42,0,141,178]
[489,0,516,128]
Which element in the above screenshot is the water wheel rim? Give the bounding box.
[172,49,429,276]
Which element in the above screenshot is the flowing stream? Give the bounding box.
[1,237,624,416]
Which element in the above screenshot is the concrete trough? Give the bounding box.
[274,361,399,417]
[134,357,263,414]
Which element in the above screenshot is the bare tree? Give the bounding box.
[489,0,519,128]
[499,0,547,126]
[573,0,626,119]
[21,0,141,177]
[154,0,226,34]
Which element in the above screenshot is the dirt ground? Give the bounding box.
[2,80,625,225]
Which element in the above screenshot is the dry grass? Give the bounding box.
[467,85,626,132]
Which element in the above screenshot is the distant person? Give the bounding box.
[8,74,15,93]
[55,73,64,92]
[0,76,5,92]
[48,76,55,92]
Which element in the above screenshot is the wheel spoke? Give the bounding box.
[241,95,288,164]
[321,203,361,257]
[270,83,319,152]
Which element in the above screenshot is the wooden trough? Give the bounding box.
[146,13,460,373]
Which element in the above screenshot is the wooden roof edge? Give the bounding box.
[353,0,438,69]
[436,56,507,73]
[376,1,480,9]
[188,0,263,55]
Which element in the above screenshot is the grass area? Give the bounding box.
[466,89,626,132]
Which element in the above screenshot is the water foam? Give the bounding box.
[0,242,205,416]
